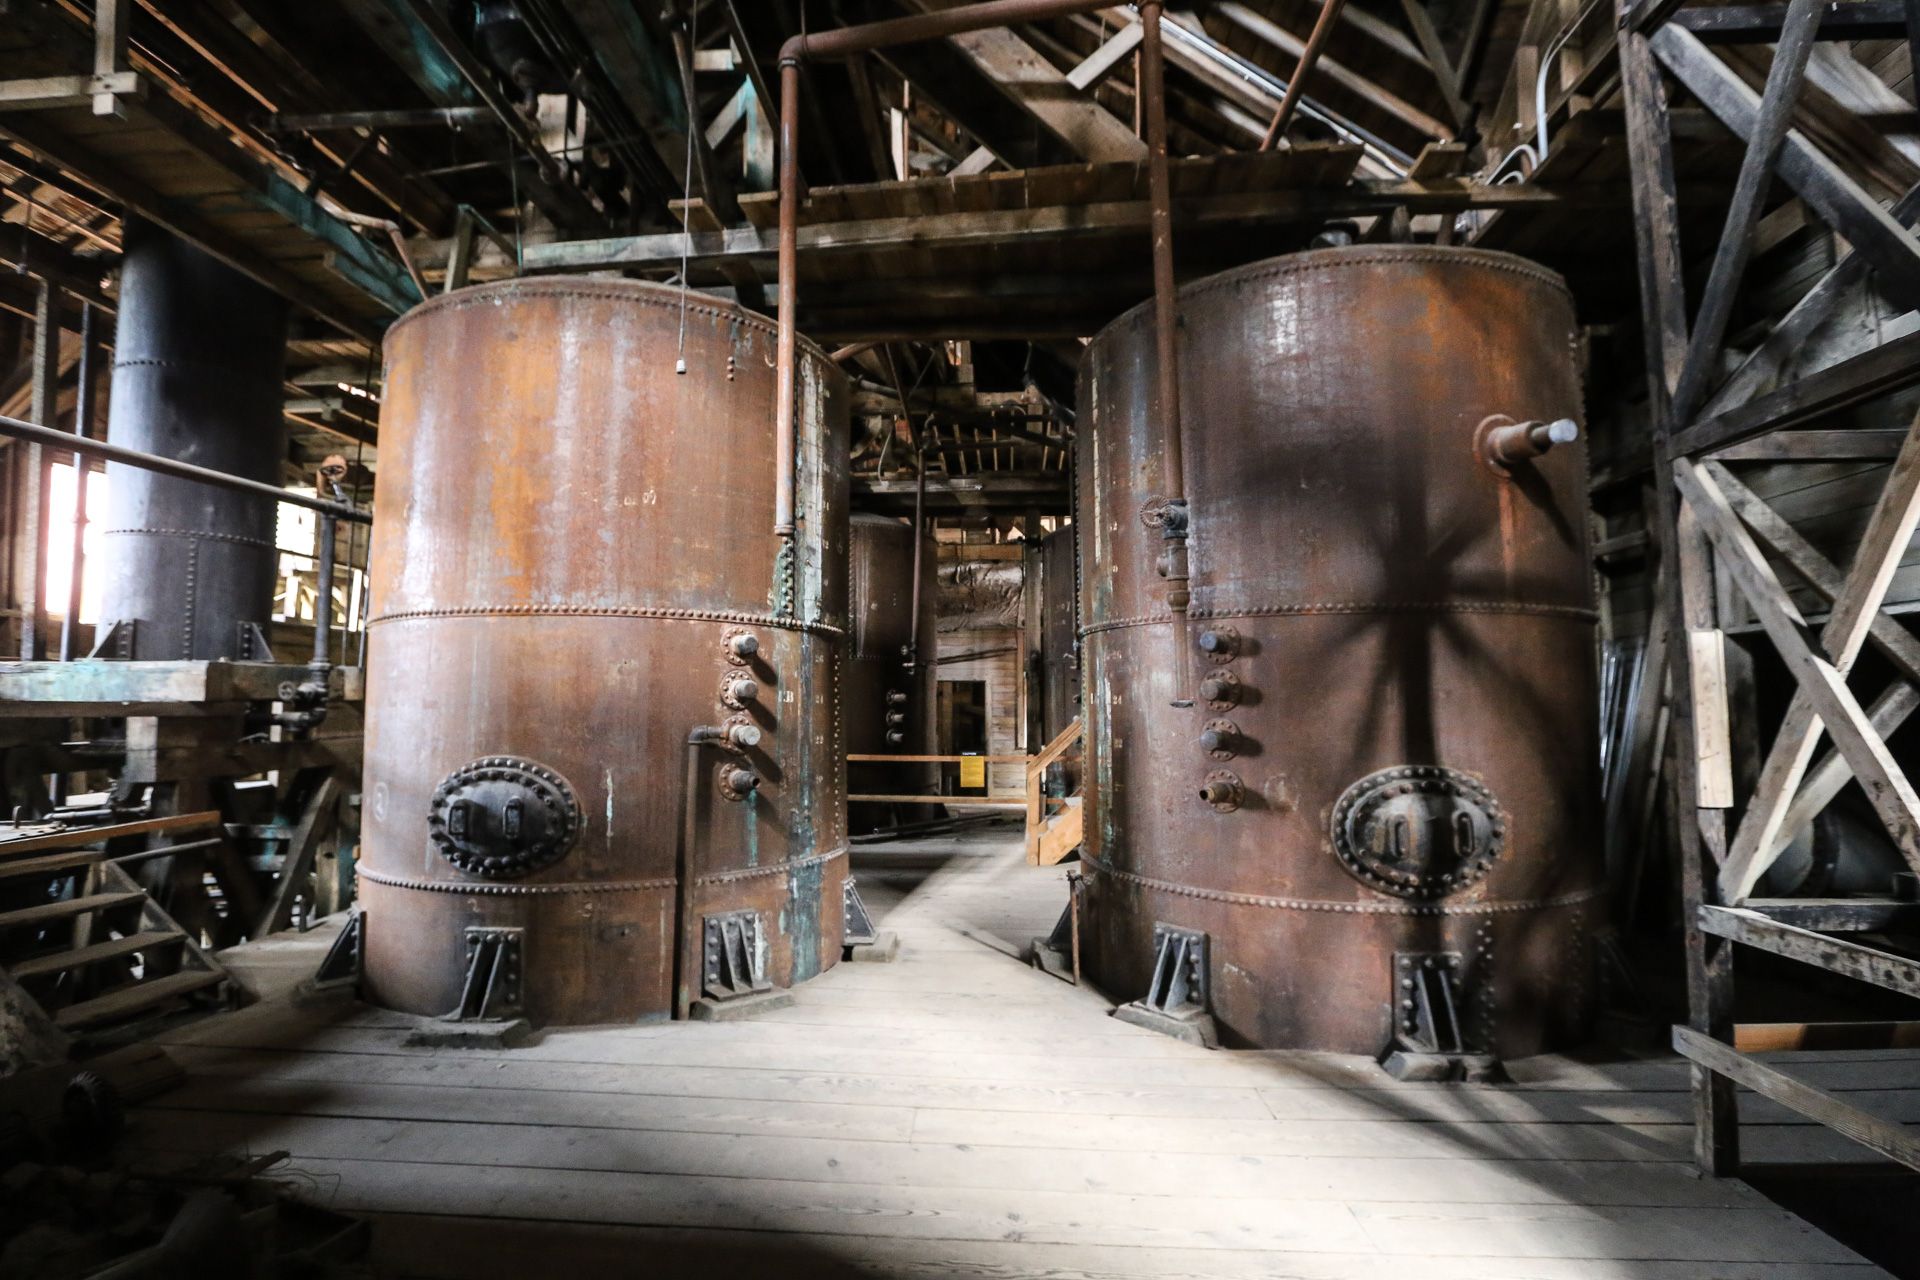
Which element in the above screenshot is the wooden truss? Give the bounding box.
[1620,0,1920,1175]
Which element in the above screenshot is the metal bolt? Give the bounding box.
[1198,630,1231,654]
[729,633,759,659]
[727,723,762,749]
[727,677,759,703]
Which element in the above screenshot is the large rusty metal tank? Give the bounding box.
[846,513,937,831]
[362,278,849,1026]
[1080,246,1601,1057]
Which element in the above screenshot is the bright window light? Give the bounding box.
[44,463,106,622]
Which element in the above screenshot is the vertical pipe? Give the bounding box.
[675,734,715,1020]
[59,302,96,662]
[21,281,59,661]
[1140,4,1192,704]
[1260,0,1349,149]
[313,511,337,668]
[909,443,927,669]
[774,59,801,540]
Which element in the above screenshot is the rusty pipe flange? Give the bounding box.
[1199,770,1243,812]
[718,671,761,709]
[1330,765,1505,900]
[1200,719,1242,760]
[723,627,760,665]
[429,756,582,880]
[1197,668,1241,710]
[1197,625,1239,664]
[716,759,760,802]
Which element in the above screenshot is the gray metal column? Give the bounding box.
[99,218,288,660]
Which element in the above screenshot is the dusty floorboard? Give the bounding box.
[127,830,1900,1279]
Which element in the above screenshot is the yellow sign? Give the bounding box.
[959,756,986,789]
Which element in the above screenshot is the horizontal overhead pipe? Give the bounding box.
[0,412,369,523]
[772,0,1114,538]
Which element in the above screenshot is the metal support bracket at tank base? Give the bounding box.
[1112,922,1218,1048]
[1379,950,1502,1082]
[691,909,794,1021]
[1029,872,1084,984]
[403,927,532,1048]
[293,909,363,1007]
[842,876,899,963]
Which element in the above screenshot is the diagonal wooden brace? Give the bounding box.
[1673,458,1920,884]
[1708,456,1920,890]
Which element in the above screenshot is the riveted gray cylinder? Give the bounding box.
[98,218,289,660]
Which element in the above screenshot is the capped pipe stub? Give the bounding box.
[725,629,760,663]
[429,756,582,880]
[720,674,760,709]
[1197,626,1239,663]
[1474,414,1579,476]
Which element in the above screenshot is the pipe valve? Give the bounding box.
[729,632,759,660]
[727,723,762,750]
[1197,672,1240,706]
[1476,415,1577,474]
[1198,629,1236,659]
[886,730,907,745]
[722,676,760,708]
[886,711,907,727]
[886,689,909,705]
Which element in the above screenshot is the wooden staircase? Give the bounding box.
[1026,718,1085,866]
[0,813,233,1040]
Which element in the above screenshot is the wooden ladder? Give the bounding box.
[1026,718,1084,866]
[0,813,233,1038]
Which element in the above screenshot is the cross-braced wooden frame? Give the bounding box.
[1619,0,1920,1176]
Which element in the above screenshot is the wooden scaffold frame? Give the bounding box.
[1619,0,1920,1175]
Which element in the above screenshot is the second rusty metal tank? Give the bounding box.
[1079,246,1601,1057]
[846,512,938,831]
[361,278,849,1026]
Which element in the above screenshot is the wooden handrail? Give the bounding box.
[1026,717,1084,779]
[846,754,1031,763]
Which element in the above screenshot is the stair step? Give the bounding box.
[0,850,103,881]
[53,968,224,1031]
[0,891,147,933]
[9,931,185,981]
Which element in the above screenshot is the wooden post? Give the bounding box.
[19,281,60,662]
[1618,9,1739,1175]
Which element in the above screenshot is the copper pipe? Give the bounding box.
[1259,0,1349,149]
[774,59,801,539]
[1141,3,1193,706]
[777,0,1112,63]
[774,0,1112,539]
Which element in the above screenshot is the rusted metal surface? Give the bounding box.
[1079,246,1602,1056]
[846,513,937,831]
[362,277,849,1026]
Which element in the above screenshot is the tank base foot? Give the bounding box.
[1029,938,1072,982]
[690,989,794,1022]
[845,931,899,963]
[1112,1002,1219,1049]
[402,1017,532,1049]
[1380,1049,1502,1083]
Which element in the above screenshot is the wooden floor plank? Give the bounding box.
[137,828,1895,1277]
[364,1212,1890,1280]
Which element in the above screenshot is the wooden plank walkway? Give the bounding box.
[128,830,1899,1279]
